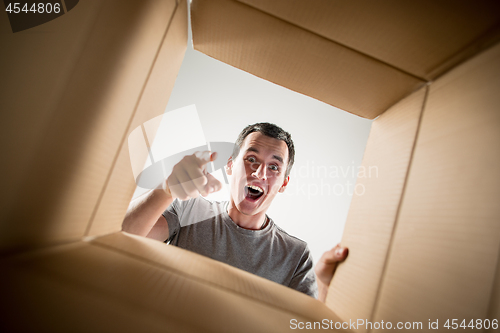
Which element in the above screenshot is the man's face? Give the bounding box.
[226,132,289,217]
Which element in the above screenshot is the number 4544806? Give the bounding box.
[444,319,498,329]
[5,3,61,14]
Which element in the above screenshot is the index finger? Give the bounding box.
[194,151,217,168]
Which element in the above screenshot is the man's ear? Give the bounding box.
[226,157,233,176]
[278,176,289,193]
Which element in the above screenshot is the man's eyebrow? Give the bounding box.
[246,147,259,154]
[246,147,284,164]
[272,155,284,164]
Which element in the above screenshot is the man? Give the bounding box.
[122,123,347,301]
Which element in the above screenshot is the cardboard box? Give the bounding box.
[1,0,500,331]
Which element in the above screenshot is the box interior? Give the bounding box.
[1,0,499,330]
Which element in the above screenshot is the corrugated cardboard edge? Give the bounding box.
[86,0,188,237]
[326,86,428,332]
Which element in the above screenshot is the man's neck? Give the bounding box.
[227,202,267,230]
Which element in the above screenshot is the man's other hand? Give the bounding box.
[165,151,222,200]
[315,244,348,303]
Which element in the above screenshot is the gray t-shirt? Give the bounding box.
[162,196,318,298]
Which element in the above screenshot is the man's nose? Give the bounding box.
[251,163,267,180]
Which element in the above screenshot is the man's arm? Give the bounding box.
[122,187,174,240]
[315,244,349,303]
[122,151,221,241]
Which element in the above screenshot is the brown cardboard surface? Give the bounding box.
[87,0,188,237]
[238,0,500,81]
[93,232,339,322]
[1,234,348,332]
[326,87,427,330]
[2,0,499,330]
[372,42,500,326]
[191,0,424,119]
[0,0,178,253]
[0,0,102,250]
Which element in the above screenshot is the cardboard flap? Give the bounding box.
[238,0,500,80]
[1,233,349,332]
[191,0,425,119]
[373,41,500,327]
[0,0,184,253]
[327,86,427,329]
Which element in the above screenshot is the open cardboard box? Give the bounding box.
[1,0,499,331]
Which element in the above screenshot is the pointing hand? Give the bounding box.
[164,151,222,200]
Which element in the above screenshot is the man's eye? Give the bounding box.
[247,157,256,163]
[269,165,279,171]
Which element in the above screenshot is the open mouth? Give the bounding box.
[244,184,264,201]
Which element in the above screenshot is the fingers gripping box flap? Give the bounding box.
[1,232,350,332]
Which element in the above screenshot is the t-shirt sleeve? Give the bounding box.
[162,198,182,242]
[289,246,319,298]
